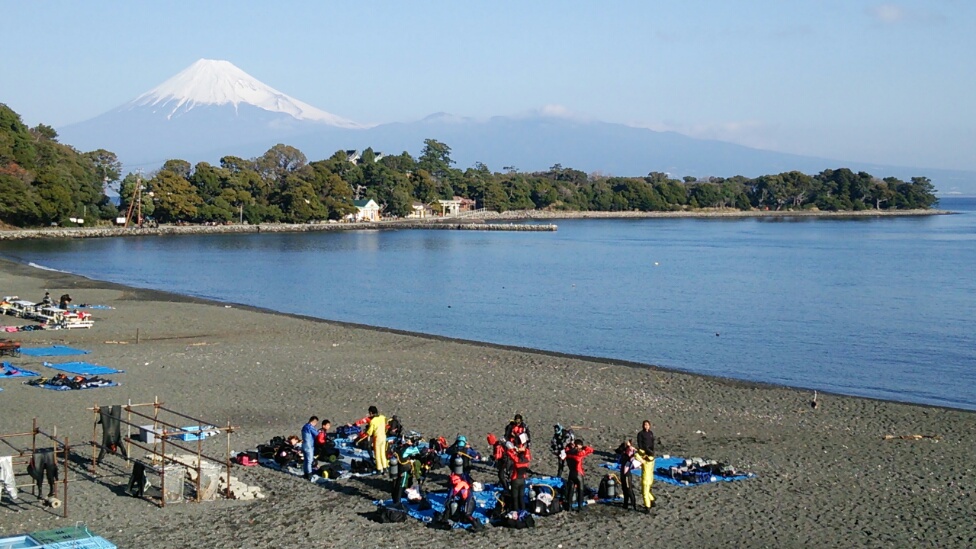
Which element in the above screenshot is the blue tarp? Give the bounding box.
[69,304,115,310]
[373,476,566,529]
[20,345,90,357]
[600,457,754,486]
[42,361,123,375]
[1,362,40,378]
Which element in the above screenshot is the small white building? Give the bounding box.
[407,202,431,219]
[347,199,381,222]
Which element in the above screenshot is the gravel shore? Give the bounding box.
[0,259,973,548]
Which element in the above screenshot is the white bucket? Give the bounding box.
[198,463,221,501]
[163,464,186,503]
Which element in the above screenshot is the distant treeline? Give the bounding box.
[0,103,938,227]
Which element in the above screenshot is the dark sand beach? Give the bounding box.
[0,259,973,548]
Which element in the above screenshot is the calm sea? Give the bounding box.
[3,198,975,410]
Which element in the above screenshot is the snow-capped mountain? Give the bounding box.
[123,59,361,127]
[58,59,363,166]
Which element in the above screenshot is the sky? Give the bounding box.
[3,0,974,172]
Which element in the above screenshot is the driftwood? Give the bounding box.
[882,434,941,441]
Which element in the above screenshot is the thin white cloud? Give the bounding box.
[868,3,906,24]
[866,3,947,26]
[515,104,593,121]
[629,119,781,150]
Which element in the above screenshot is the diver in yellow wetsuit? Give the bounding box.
[364,405,389,473]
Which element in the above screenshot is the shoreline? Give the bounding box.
[0,207,951,240]
[1,259,974,547]
[3,258,969,414]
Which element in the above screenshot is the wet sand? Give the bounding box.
[0,259,973,548]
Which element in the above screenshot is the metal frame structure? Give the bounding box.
[88,397,237,507]
[0,418,70,518]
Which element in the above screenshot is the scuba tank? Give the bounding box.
[388,456,399,478]
[451,454,464,475]
[607,475,617,499]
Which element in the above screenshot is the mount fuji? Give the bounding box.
[57,59,973,191]
[58,59,363,167]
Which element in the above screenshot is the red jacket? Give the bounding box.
[449,476,471,500]
[506,445,532,480]
[564,445,593,476]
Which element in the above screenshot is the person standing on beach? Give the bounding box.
[636,420,656,511]
[487,433,512,492]
[505,435,532,513]
[550,424,575,477]
[391,437,419,505]
[505,413,531,446]
[563,439,594,512]
[364,406,389,473]
[616,439,639,511]
[301,416,320,480]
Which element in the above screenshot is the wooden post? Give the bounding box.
[61,435,69,518]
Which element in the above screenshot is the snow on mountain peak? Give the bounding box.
[127,58,362,128]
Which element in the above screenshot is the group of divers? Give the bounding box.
[295,406,658,525]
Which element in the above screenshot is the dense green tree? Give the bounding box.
[418,139,455,182]
[85,149,122,192]
[256,144,307,186]
[148,170,201,222]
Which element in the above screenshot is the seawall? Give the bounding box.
[0,220,557,240]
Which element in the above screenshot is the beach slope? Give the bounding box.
[0,260,973,548]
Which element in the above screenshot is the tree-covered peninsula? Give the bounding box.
[1,104,938,228]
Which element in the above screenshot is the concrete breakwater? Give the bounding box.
[0,220,556,240]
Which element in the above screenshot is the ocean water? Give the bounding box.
[3,197,975,410]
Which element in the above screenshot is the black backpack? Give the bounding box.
[501,513,536,529]
[378,506,409,523]
[530,485,560,516]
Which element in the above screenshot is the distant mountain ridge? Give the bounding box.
[57,59,975,193]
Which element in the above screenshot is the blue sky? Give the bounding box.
[3,1,974,171]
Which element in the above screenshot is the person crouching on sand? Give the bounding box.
[315,419,339,462]
[445,472,476,524]
[301,416,320,480]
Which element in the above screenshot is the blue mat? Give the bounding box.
[32,381,119,391]
[374,476,565,529]
[69,304,115,310]
[20,345,91,357]
[42,361,123,375]
[600,457,754,486]
[1,362,40,378]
